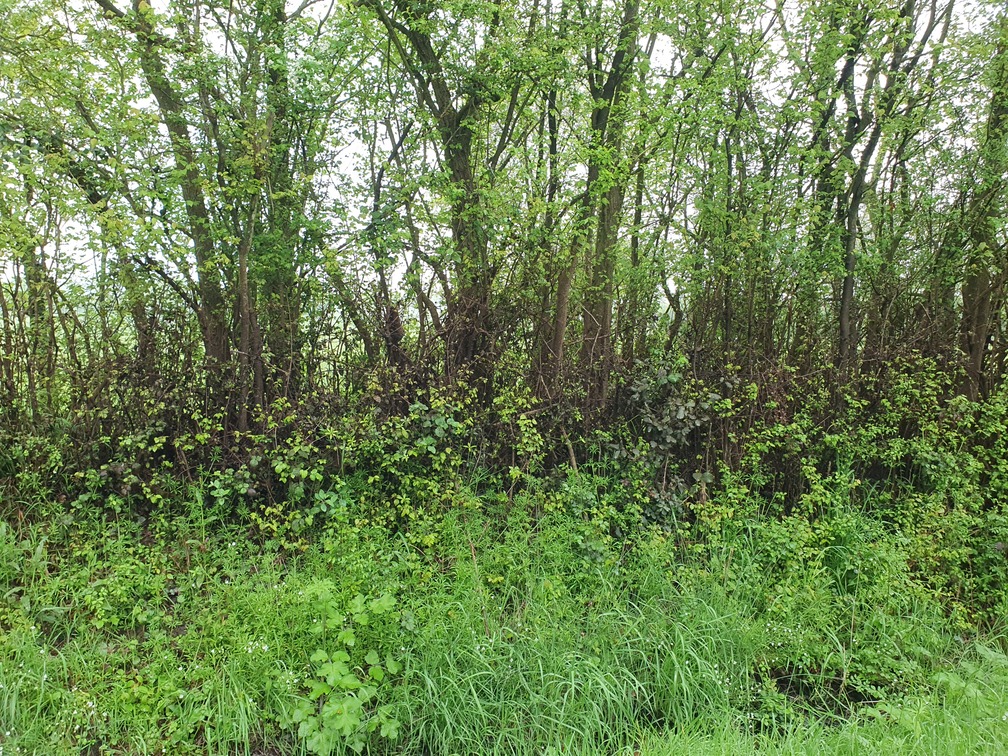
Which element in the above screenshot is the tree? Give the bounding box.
[361,0,536,380]
[958,12,1008,399]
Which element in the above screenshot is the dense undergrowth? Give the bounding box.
[4,0,1008,749]
[2,362,1008,753]
[1,480,1007,754]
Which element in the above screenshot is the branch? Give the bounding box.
[132,253,200,314]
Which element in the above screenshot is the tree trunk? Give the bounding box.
[960,17,1008,400]
[578,0,638,418]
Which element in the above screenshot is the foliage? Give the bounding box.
[2,0,1008,753]
[2,469,1005,753]
[282,588,402,754]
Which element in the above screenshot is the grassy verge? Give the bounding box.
[1,489,1006,755]
[644,645,1008,755]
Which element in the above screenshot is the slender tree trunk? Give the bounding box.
[578,0,638,417]
[581,181,625,412]
[237,198,258,433]
[129,1,231,411]
[0,282,17,426]
[960,17,1008,399]
[535,87,568,396]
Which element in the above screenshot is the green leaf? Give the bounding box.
[322,694,363,736]
[337,628,356,647]
[380,716,401,739]
[369,593,395,614]
[290,700,313,724]
[305,723,337,755]
[338,673,361,689]
[307,679,331,700]
[319,660,350,679]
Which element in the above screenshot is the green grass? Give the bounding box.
[0,491,1005,755]
[643,644,1008,754]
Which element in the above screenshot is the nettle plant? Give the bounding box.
[284,585,403,754]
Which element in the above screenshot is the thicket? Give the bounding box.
[3,0,1008,752]
[5,347,1007,622]
[2,355,1008,752]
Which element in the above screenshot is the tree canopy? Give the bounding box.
[0,0,1005,466]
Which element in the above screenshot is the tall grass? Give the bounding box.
[643,643,1008,755]
[0,492,1003,754]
